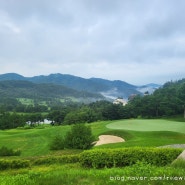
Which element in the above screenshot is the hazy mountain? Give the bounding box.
[137,83,162,94]
[0,73,25,81]
[0,80,103,101]
[89,78,140,99]
[0,73,161,99]
[27,74,141,99]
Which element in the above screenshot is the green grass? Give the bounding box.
[0,162,185,185]
[0,121,110,157]
[0,126,71,157]
[107,119,185,133]
[94,130,185,149]
[172,158,185,169]
[93,119,185,149]
[0,119,185,157]
[0,119,185,185]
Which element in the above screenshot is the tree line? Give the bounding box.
[0,79,184,129]
[129,79,185,118]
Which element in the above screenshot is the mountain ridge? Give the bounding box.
[0,73,161,99]
[0,80,103,102]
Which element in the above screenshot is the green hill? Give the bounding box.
[0,73,142,99]
[0,80,102,99]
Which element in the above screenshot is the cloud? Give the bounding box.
[0,0,185,84]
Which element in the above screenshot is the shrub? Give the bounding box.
[80,148,182,168]
[33,154,80,165]
[0,159,30,170]
[50,134,65,150]
[64,124,95,150]
[0,146,21,156]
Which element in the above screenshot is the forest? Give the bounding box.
[0,78,185,129]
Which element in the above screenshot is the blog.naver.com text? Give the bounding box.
[110,175,185,182]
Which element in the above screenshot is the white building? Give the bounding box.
[113,98,127,106]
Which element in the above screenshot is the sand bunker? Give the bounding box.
[94,135,125,146]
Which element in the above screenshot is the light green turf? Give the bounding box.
[107,119,185,134]
[0,120,185,157]
[0,126,71,157]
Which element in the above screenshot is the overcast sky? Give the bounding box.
[0,0,185,85]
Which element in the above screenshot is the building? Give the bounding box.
[113,98,127,106]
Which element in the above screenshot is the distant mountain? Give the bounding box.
[0,80,103,101]
[0,73,25,81]
[27,74,141,99]
[89,78,140,99]
[0,73,161,99]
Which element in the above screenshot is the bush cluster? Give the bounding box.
[80,148,182,168]
[0,155,79,170]
[0,159,30,170]
[50,124,95,150]
[33,154,80,165]
[0,146,21,156]
[50,135,65,150]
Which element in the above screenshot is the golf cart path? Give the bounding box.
[177,150,185,160]
[94,135,125,146]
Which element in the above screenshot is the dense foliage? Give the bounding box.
[128,79,185,118]
[0,112,25,129]
[50,124,94,150]
[0,79,184,129]
[65,124,94,149]
[33,154,80,166]
[0,159,30,170]
[50,134,65,150]
[0,146,21,156]
[1,162,185,185]
[0,80,102,100]
[80,148,183,168]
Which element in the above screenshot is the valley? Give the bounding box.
[0,73,184,185]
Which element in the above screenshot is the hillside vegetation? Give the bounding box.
[0,80,103,99]
[0,78,185,130]
[128,79,185,118]
[0,77,185,185]
[0,73,141,99]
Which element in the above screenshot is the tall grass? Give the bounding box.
[171,158,185,169]
[0,163,185,185]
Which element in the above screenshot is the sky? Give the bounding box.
[0,0,185,85]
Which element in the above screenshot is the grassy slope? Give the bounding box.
[0,126,71,157]
[0,119,185,157]
[1,119,185,185]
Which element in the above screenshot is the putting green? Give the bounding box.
[106,119,185,134]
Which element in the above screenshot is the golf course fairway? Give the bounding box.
[106,119,185,134]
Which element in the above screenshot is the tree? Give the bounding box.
[50,134,65,150]
[47,110,66,124]
[64,124,95,149]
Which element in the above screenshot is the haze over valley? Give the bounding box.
[0,73,161,102]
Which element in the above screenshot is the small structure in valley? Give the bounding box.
[113,98,127,106]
